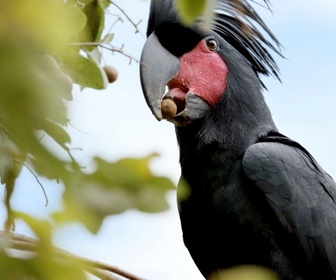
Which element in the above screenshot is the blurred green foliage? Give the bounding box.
[175,0,216,26]
[0,0,175,278]
[209,265,280,280]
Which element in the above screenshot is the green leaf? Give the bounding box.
[59,53,108,89]
[0,0,84,52]
[0,43,73,187]
[101,33,114,44]
[100,0,111,10]
[0,129,26,185]
[86,47,102,65]
[209,265,279,280]
[76,0,105,47]
[176,0,206,25]
[54,154,176,233]
[14,212,53,246]
[61,5,87,36]
[32,54,71,122]
[2,214,88,280]
[42,120,71,150]
[0,250,38,280]
[176,176,191,203]
[0,251,88,280]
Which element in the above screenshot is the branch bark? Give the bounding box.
[0,231,146,280]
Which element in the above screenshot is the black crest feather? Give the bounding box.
[147,0,282,81]
[210,0,282,80]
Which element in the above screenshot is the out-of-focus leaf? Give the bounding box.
[33,54,74,102]
[92,155,175,213]
[14,212,53,247]
[1,50,68,138]
[3,213,88,280]
[175,0,216,27]
[0,250,37,280]
[59,52,108,89]
[101,33,114,44]
[0,249,88,280]
[32,54,71,124]
[0,129,26,185]
[86,47,102,65]
[176,176,191,203]
[76,0,105,47]
[0,43,73,184]
[42,120,71,150]
[176,0,206,25]
[0,0,78,52]
[61,5,87,36]
[209,265,280,280]
[100,0,112,10]
[53,154,176,233]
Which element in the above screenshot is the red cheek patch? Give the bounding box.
[167,39,228,106]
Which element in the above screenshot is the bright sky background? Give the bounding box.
[2,0,336,279]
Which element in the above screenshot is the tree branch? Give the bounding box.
[108,1,142,34]
[0,231,146,280]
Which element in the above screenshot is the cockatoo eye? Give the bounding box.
[206,38,218,51]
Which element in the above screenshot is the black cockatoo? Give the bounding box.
[139,0,336,279]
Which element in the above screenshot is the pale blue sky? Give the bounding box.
[2,1,336,279]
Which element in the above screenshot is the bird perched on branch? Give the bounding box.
[140,0,336,279]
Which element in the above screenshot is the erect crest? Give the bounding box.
[210,0,282,80]
[147,0,282,81]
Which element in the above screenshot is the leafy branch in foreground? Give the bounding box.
[0,231,144,280]
[0,0,176,278]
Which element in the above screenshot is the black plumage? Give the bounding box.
[140,0,336,279]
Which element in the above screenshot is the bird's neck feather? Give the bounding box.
[176,74,276,156]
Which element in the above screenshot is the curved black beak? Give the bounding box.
[140,32,180,121]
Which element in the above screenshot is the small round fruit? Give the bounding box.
[161,98,177,119]
[103,65,118,83]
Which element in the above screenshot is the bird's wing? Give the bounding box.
[242,133,336,274]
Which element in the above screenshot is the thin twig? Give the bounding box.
[13,159,49,207]
[86,267,123,280]
[0,231,146,280]
[109,1,142,34]
[67,42,139,64]
[105,12,124,32]
[81,258,144,280]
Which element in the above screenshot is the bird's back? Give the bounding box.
[178,131,336,279]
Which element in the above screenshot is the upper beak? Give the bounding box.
[140,32,180,121]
